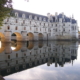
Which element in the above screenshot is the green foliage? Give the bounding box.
[0,0,12,28]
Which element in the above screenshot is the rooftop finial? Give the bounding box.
[55,12,58,16]
[72,14,74,19]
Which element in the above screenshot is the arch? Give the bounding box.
[11,32,22,41]
[11,41,22,51]
[38,33,43,40]
[27,32,34,41]
[0,41,5,53]
[38,41,43,48]
[0,32,6,42]
[27,41,34,50]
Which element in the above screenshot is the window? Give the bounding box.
[40,28,41,31]
[8,55,10,59]
[30,52,32,55]
[15,26,18,30]
[72,26,74,30]
[7,18,9,22]
[43,18,46,21]
[56,24,57,27]
[30,27,31,30]
[24,27,26,30]
[40,50,41,53]
[30,21,31,24]
[63,28,65,31]
[63,24,65,26]
[40,23,41,25]
[22,14,25,18]
[29,15,32,19]
[7,26,10,30]
[16,60,18,64]
[23,20,25,24]
[39,17,42,21]
[44,23,45,26]
[36,28,38,31]
[34,16,37,20]
[15,12,18,17]
[49,33,51,36]
[45,28,46,31]
[16,19,18,23]
[56,28,57,32]
[16,53,18,57]
[48,24,49,26]
[24,53,26,56]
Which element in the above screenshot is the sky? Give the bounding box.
[12,0,80,30]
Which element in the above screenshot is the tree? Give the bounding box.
[0,0,29,28]
[0,0,12,28]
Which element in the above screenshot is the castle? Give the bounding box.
[0,9,79,42]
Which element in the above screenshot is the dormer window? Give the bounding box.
[43,18,46,21]
[39,17,42,21]
[22,14,25,18]
[34,16,37,20]
[15,12,18,17]
[29,15,32,19]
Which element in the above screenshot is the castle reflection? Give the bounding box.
[0,41,78,76]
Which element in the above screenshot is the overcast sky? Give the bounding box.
[12,0,80,30]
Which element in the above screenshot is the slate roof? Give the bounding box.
[12,9,49,22]
[11,9,77,24]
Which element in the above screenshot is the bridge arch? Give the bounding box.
[11,32,22,41]
[27,32,34,41]
[0,32,6,42]
[38,33,43,40]
[0,41,5,53]
[38,41,43,48]
[27,41,34,50]
[11,41,22,51]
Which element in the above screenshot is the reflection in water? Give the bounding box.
[11,41,22,51]
[0,41,79,78]
[0,41,1,48]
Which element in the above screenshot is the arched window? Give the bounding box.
[15,26,18,30]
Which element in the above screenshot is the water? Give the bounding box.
[0,41,80,80]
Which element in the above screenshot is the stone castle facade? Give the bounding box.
[0,9,79,42]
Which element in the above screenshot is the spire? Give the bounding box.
[72,14,74,19]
